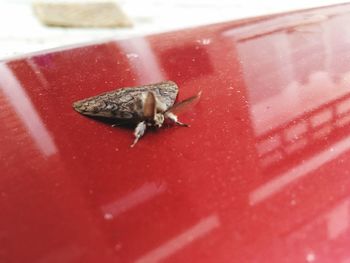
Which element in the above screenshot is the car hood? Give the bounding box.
[1,3,350,263]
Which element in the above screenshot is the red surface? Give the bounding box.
[2,4,350,263]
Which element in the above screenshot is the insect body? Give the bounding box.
[73,81,201,147]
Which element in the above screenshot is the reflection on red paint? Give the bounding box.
[101,182,167,218]
[2,3,350,263]
[136,214,220,263]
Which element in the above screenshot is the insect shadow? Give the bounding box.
[84,115,182,131]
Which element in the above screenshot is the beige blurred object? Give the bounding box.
[32,0,133,28]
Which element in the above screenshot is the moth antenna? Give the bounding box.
[166,90,202,115]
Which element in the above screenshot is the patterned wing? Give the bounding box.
[72,81,178,121]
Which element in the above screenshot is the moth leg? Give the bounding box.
[111,122,123,128]
[165,112,189,127]
[131,121,147,147]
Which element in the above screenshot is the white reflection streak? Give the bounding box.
[118,38,165,83]
[250,135,350,205]
[326,199,350,240]
[101,182,166,217]
[27,58,50,88]
[0,64,57,156]
[136,214,220,263]
[341,257,350,263]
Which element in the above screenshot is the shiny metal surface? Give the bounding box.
[1,4,350,263]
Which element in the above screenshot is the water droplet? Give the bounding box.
[306,252,315,262]
[114,243,123,251]
[196,38,211,45]
[126,53,139,59]
[104,213,114,220]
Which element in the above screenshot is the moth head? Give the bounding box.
[153,113,165,128]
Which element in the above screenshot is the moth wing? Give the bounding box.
[73,81,179,119]
[150,81,178,111]
[105,81,178,116]
[143,92,156,118]
[166,91,202,115]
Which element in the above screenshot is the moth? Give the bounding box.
[73,81,201,147]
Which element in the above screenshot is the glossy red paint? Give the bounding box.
[2,4,350,263]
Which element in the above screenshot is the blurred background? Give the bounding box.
[0,0,347,59]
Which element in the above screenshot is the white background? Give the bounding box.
[0,0,347,59]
